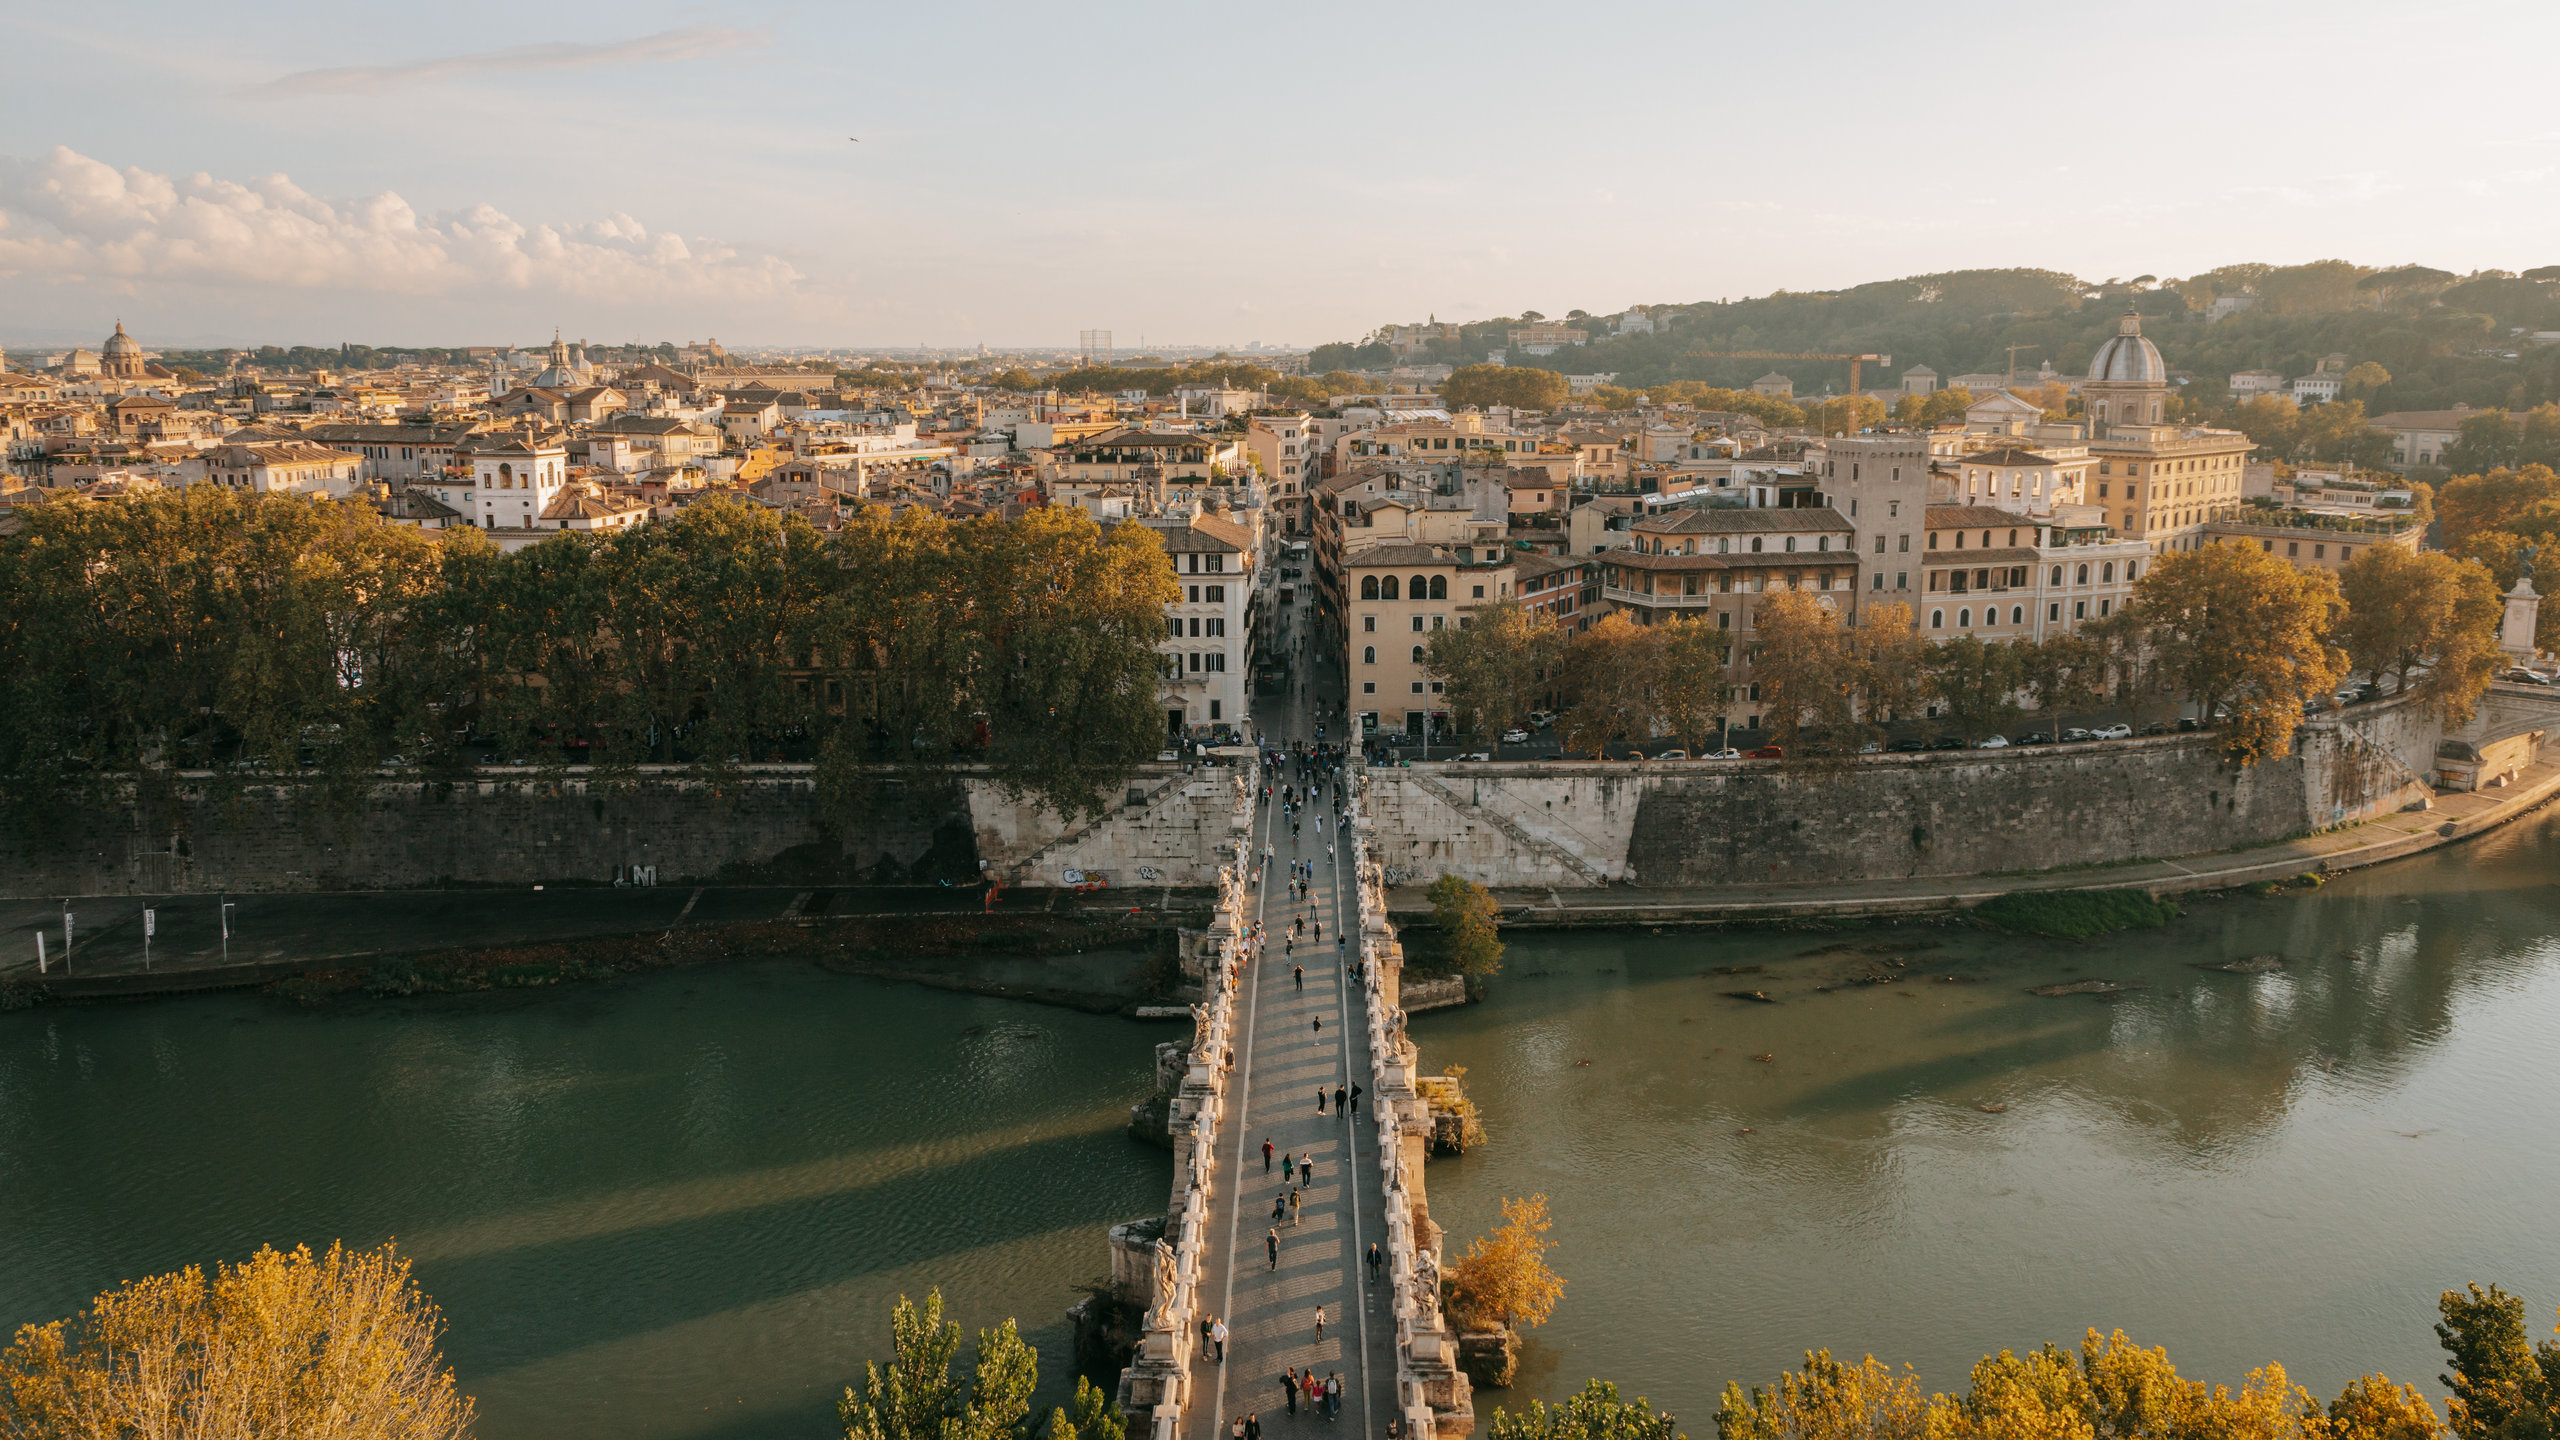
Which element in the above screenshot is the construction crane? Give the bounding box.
[1681,349,1893,394]
[2004,343,2040,385]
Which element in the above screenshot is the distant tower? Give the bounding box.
[1080,330,1113,367]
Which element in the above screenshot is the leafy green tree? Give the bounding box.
[1444,365,1569,412]
[1493,1379,1681,1440]
[2434,1284,2560,1440]
[2435,464,2560,553]
[1425,873,1504,976]
[2019,631,2103,736]
[2337,548,2504,721]
[2132,542,2347,764]
[1425,600,1567,742]
[1045,1376,1127,1440]
[840,1290,1038,1440]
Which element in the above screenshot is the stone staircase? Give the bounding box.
[1398,770,1611,886]
[1007,774,1184,880]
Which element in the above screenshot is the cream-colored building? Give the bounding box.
[1347,543,1517,741]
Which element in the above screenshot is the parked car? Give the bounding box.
[2139,722,2172,736]
[1501,727,1531,744]
[1155,749,1179,762]
[2061,727,2094,742]
[2013,731,2053,745]
[1528,710,1557,727]
[1456,752,1490,762]
[2503,668,2554,686]
[1858,741,1883,754]
[1929,735,1967,750]
[1651,749,1691,760]
[1744,745,1785,759]
[1702,747,1743,760]
[1891,737,1929,752]
[1975,734,2009,748]
[2091,723,2133,740]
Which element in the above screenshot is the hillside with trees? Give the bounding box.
[1319,261,2560,417]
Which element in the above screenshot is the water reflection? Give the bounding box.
[1418,808,2560,1422]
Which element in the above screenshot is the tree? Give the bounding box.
[1444,365,1568,412]
[1560,613,1663,757]
[2433,1284,2560,1440]
[1850,602,1930,733]
[1714,1351,1927,1440]
[2442,413,2522,477]
[2019,631,2103,735]
[2337,548,2505,722]
[1426,601,1566,743]
[2436,465,2560,553]
[1922,637,2024,742]
[1803,396,1887,437]
[1444,1194,1566,1332]
[1426,873,1505,976]
[1493,1380,1680,1440]
[1045,1376,1127,1440]
[2315,1377,2447,1440]
[1655,617,1735,751]
[1751,591,1857,749]
[0,1241,474,1440]
[840,1290,1038,1440]
[2133,542,2348,764]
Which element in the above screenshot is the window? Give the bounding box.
[2050,565,2063,586]
[2313,544,2326,559]
[2287,542,2299,557]
[1361,575,1379,599]
[1411,615,1424,632]
[1751,537,1764,552]
[1928,532,1939,549]
[2074,601,2087,619]
[1718,611,1731,628]
[1381,575,1399,600]
[1432,615,1445,630]
[1362,681,1376,694]
[1362,646,1375,664]
[1412,574,1432,598]
[2099,598,2112,616]
[1930,609,1944,629]
[1959,608,1972,627]
[2048,602,2061,622]
[1363,615,1376,632]
[2076,564,2090,585]
[1411,646,1425,662]
[1875,536,1886,554]
[1167,618,1181,638]
[1472,584,1485,598]
[1208,554,1223,572]
[2101,563,2114,583]
[2011,605,2024,625]
[1188,652,1201,672]
[1720,538,1731,554]
[1188,617,1200,637]
[1206,585,1224,602]
[1785,536,1798,552]
[1411,682,1424,693]
[1873,573,1885,590]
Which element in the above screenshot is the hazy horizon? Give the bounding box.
[8,0,2559,352]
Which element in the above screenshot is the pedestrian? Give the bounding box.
[1214,1317,1229,1363]
[1316,1086,1327,1114]
[1366,1241,1383,1283]
[1264,1138,1275,1172]
[1313,1305,1326,1340]
[1289,1187,1302,1225]
[1267,1227,1279,1270]
[1293,965,1304,991]
[1328,1374,1343,1422]
[1232,1416,1245,1440]
[1312,1014,1322,1035]
[1284,1371,1299,1416]
[1273,1193,1286,1223]
[1334,1084,1347,1114]
[1300,1156,1312,1186]
[1202,1314,1215,1356]
[1350,1083,1362,1115]
[1248,1415,1262,1440]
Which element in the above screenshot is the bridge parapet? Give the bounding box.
[1348,762,1475,1440]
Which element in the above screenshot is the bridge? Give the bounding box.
[2448,680,2560,752]
[1111,702,1475,1440]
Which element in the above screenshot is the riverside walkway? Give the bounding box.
[1183,738,1394,1440]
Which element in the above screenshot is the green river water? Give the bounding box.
[5,811,2560,1438]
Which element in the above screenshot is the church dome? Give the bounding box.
[101,322,141,360]
[2086,310,2164,385]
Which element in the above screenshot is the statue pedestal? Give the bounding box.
[2501,576,2541,657]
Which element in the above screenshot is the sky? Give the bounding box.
[5,0,2559,352]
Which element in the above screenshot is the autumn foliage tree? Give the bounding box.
[0,1241,474,1440]
[2337,547,2505,724]
[2130,542,2348,764]
[1444,1194,1567,1333]
[1425,601,1567,743]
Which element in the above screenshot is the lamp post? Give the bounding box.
[220,897,235,964]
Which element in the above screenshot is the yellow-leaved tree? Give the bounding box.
[0,1241,474,1440]
[1444,1194,1567,1333]
[2131,541,2347,764]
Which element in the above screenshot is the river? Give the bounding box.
[3,813,2558,1438]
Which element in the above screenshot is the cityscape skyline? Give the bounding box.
[7,0,2560,349]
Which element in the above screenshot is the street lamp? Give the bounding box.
[220,897,236,963]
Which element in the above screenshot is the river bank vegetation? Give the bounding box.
[0,491,1177,831]
[1428,539,2504,767]
[1484,1283,2559,1440]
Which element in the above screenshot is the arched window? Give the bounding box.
[498,462,514,489]
[1410,645,1424,662]
[2050,565,2063,585]
[2011,605,2024,625]
[1930,609,1945,630]
[1959,608,1972,627]
[1751,537,1763,553]
[1380,575,1399,600]
[2101,562,2115,582]
[1784,536,1797,552]
[2126,561,2140,581]
[1411,575,1430,599]
[1718,538,1730,554]
[2076,564,2090,585]
[1361,575,1379,600]
[2095,400,2109,422]
[1429,575,1447,600]
[1362,646,1375,664]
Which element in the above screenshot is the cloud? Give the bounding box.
[0,147,804,305]
[247,26,767,97]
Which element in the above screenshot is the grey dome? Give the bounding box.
[101,322,141,359]
[2086,310,2164,385]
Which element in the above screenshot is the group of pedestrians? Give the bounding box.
[1277,1366,1347,1422]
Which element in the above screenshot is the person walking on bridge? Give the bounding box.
[1282,1370,1298,1415]
[1267,1227,1279,1270]
[1293,964,1304,991]
[1315,1086,1326,1114]
[1299,1155,1312,1187]
[1366,1241,1383,1285]
[1334,1084,1347,1115]
[1264,1138,1275,1172]
[1312,1304,1326,1341]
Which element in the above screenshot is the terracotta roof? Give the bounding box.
[1345,543,1499,568]
[1635,506,1855,534]
[1960,448,2070,468]
[1922,547,2040,566]
[1925,504,2040,528]
[1610,550,1863,573]
[1160,514,1253,552]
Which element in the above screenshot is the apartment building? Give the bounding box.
[1347,543,1517,740]
[1148,512,1262,740]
